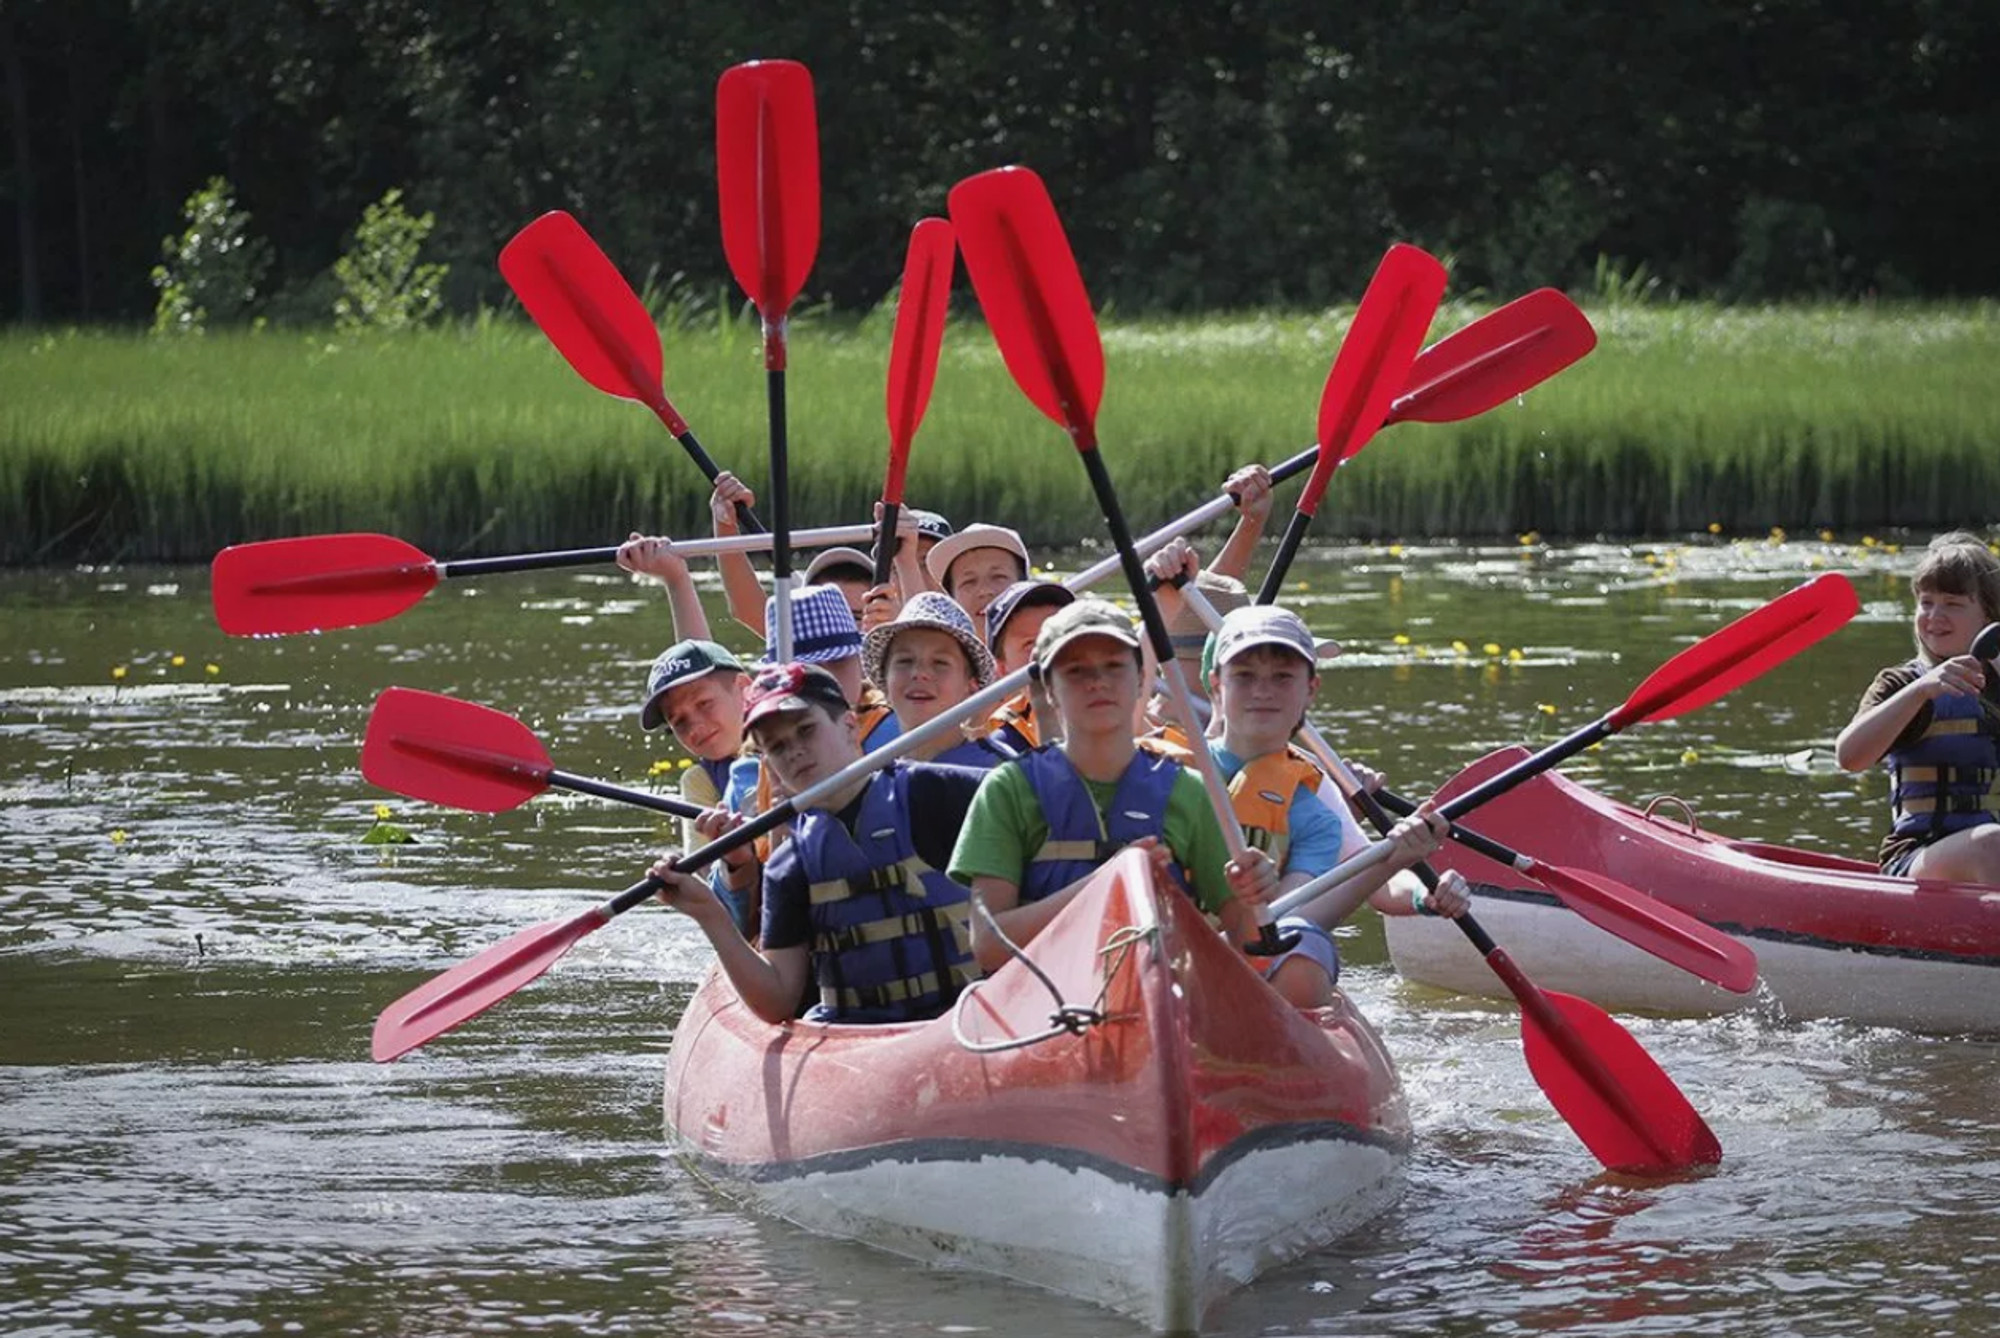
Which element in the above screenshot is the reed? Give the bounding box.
[4,300,1996,563]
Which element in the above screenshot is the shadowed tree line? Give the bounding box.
[3,0,1997,325]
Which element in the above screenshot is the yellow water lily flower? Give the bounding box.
[1507,648,1525,663]
[1392,633,1411,646]
[1708,522,1722,535]
[1819,530,1834,543]
[649,759,676,776]
[1483,642,1501,656]
[1769,526,1787,543]
[1537,703,1558,716]
[171,654,186,667]
[374,803,393,821]
[205,663,220,675]
[1681,749,1700,764]
[111,665,128,681]
[678,758,694,769]
[111,829,128,845]
[1450,640,1469,655]
[1387,544,1404,558]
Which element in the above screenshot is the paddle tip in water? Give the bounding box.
[371,908,612,1062]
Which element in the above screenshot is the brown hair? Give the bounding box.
[1911,531,2000,659]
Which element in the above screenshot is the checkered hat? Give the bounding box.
[762,584,863,665]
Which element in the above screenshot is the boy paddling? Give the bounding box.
[650,663,986,1024]
[948,599,1280,972]
[1200,605,1469,1004]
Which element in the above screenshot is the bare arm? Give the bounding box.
[969,874,1084,972]
[1834,662,1977,772]
[709,472,772,636]
[617,533,711,641]
[1208,464,1274,583]
[653,862,807,1024]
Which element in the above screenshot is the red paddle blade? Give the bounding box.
[211,534,438,636]
[1612,573,1860,728]
[882,217,956,500]
[1297,244,1448,516]
[1523,984,1722,1172]
[949,166,1105,448]
[361,687,553,813]
[1387,288,1597,425]
[716,60,821,323]
[499,212,675,423]
[1531,862,1759,994]
[372,907,611,1061]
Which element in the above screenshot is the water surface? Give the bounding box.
[7,538,1997,1336]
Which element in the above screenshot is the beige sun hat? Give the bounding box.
[924,523,1030,590]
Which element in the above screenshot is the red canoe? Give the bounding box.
[662,848,1410,1331]
[1388,746,2000,1034]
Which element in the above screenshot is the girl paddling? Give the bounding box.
[1836,531,2000,881]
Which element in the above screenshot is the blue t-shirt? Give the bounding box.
[1210,743,1348,879]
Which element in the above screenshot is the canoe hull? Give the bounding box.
[663,850,1409,1331]
[1387,747,2000,1033]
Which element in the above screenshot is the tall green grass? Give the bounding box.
[4,300,1996,563]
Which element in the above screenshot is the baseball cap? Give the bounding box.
[763,584,863,665]
[804,546,875,583]
[907,509,954,542]
[984,579,1077,651]
[863,590,997,689]
[1032,598,1142,673]
[639,639,746,731]
[1209,605,1340,676]
[925,523,1030,588]
[742,662,851,731]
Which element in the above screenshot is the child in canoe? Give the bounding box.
[704,470,933,634]
[982,577,1076,752]
[946,599,1283,976]
[1199,603,1470,1004]
[1835,531,2000,881]
[650,662,985,1025]
[862,592,1016,769]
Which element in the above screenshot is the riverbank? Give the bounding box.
[6,300,1996,563]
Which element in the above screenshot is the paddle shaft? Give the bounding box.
[1256,510,1317,605]
[660,418,761,535]
[431,523,874,579]
[1374,785,1572,875]
[548,769,704,819]
[872,499,901,587]
[1438,717,1613,821]
[767,327,794,662]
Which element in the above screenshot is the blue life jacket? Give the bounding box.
[1015,746,1179,904]
[1888,661,2000,841]
[932,735,1017,770]
[791,764,977,1021]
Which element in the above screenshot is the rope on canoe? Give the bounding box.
[949,898,1156,1053]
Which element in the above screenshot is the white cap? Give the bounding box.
[804,546,875,583]
[1211,605,1340,670]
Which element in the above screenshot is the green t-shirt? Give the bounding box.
[947,754,1233,913]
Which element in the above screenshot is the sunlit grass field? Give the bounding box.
[5,299,1996,563]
